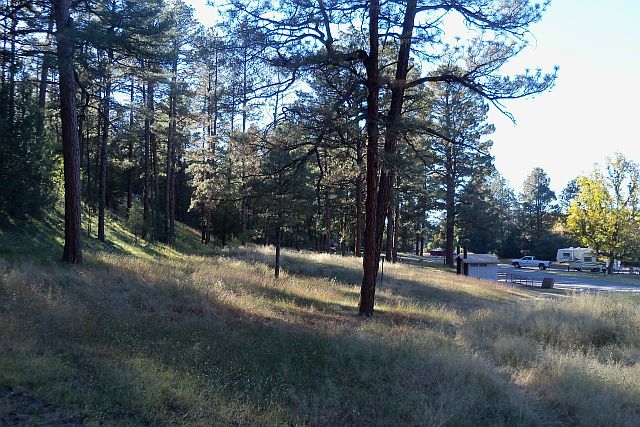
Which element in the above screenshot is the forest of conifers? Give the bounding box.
[4,0,640,314]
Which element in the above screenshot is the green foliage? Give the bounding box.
[559,177,580,212]
[126,197,145,243]
[518,167,558,255]
[457,176,502,254]
[566,175,612,250]
[0,80,58,222]
[566,153,640,265]
[251,125,317,243]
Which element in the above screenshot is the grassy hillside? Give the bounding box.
[2,213,640,425]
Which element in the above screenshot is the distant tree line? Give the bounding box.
[10,1,639,312]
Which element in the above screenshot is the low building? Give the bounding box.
[456,253,500,281]
[429,248,446,257]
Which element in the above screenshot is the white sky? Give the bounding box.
[187,0,640,195]
[487,0,640,195]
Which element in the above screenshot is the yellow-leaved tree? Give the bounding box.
[566,153,640,273]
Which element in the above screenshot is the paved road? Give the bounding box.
[498,264,640,292]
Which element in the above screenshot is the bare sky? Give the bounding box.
[488,0,640,195]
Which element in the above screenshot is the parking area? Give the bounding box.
[498,264,640,292]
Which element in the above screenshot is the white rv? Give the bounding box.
[556,247,604,272]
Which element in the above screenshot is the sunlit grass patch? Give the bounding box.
[516,348,640,426]
[462,292,640,361]
[459,291,640,424]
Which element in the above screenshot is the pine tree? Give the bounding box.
[54,0,83,263]
[519,167,557,255]
[228,0,557,315]
[425,71,494,266]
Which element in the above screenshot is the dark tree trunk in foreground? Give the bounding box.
[359,0,380,317]
[55,0,82,263]
[360,0,416,316]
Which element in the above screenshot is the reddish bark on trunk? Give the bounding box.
[55,0,82,263]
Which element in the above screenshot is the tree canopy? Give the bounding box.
[566,153,640,272]
[223,0,557,314]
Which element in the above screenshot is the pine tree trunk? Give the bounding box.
[241,202,248,246]
[127,78,134,212]
[142,78,154,239]
[361,0,417,315]
[151,128,160,238]
[275,225,281,278]
[55,0,82,263]
[323,189,331,252]
[375,0,416,248]
[36,16,54,140]
[445,144,456,267]
[79,91,90,215]
[164,52,178,244]
[355,137,364,257]
[359,0,380,317]
[205,209,211,245]
[7,13,16,143]
[393,197,400,262]
[98,50,112,242]
[385,202,393,261]
[164,137,175,243]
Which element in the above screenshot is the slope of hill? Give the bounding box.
[2,212,640,425]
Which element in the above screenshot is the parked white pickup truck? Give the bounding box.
[511,256,552,270]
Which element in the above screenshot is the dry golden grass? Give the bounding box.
[2,239,640,425]
[461,290,640,425]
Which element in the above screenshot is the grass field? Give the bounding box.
[2,212,640,425]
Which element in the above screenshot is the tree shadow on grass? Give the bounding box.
[0,254,562,426]
[10,250,639,426]
[0,214,65,263]
[222,247,524,316]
